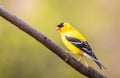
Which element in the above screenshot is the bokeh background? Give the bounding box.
[0,0,120,78]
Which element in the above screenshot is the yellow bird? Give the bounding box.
[56,22,105,70]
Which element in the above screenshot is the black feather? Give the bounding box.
[65,36,97,59]
[57,22,64,28]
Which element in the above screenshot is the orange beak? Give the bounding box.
[56,27,60,30]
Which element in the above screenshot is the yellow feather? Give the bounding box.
[58,22,86,55]
[61,34,82,55]
[56,22,106,70]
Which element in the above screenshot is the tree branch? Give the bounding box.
[0,6,106,78]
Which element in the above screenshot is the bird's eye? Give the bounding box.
[57,22,64,28]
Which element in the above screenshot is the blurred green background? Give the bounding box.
[0,0,120,78]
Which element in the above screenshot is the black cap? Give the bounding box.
[57,22,64,28]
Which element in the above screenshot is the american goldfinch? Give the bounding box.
[56,22,105,70]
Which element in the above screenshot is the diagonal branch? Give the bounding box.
[0,6,106,78]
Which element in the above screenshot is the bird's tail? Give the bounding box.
[83,53,106,70]
[93,60,106,70]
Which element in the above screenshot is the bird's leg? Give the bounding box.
[77,56,82,62]
[84,60,89,67]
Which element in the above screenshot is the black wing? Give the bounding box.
[66,36,97,59]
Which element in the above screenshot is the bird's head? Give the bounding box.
[56,22,72,33]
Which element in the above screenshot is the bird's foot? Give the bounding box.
[65,50,73,55]
[65,55,72,62]
[64,50,73,62]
